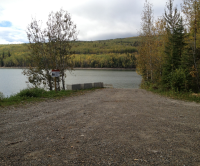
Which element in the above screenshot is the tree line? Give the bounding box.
[0,44,30,67]
[73,53,136,68]
[137,0,200,93]
[0,39,138,68]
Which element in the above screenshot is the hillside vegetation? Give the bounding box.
[136,0,200,93]
[0,37,139,68]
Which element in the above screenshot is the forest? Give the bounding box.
[137,0,200,93]
[0,37,138,68]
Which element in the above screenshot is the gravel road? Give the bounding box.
[0,88,200,166]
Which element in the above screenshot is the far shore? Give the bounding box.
[0,67,136,71]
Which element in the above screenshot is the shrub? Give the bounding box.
[0,91,4,100]
[170,68,187,92]
[16,88,46,98]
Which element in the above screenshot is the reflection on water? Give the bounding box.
[0,69,142,97]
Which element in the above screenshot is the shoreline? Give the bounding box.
[74,67,136,71]
[0,67,136,71]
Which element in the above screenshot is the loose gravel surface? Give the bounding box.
[0,88,200,166]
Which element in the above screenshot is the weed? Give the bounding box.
[141,82,200,103]
[0,87,100,107]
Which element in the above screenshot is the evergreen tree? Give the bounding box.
[172,18,187,69]
[162,0,187,90]
[182,0,200,92]
[8,51,11,57]
[162,0,187,91]
[0,58,2,67]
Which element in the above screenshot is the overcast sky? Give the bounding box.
[0,0,182,44]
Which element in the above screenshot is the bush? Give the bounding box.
[16,88,46,98]
[170,68,187,92]
[0,91,4,100]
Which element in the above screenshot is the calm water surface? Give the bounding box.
[0,69,142,97]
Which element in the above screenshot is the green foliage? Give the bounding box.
[24,9,78,90]
[162,1,187,90]
[140,80,200,103]
[72,38,138,55]
[15,88,46,98]
[0,87,99,107]
[73,53,136,68]
[0,37,139,68]
[169,68,187,91]
[22,67,51,88]
[0,44,30,67]
[139,0,200,93]
[0,91,4,100]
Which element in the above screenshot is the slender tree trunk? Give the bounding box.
[46,70,52,90]
[61,70,65,90]
[150,55,153,81]
[193,1,200,91]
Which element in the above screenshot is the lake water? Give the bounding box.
[0,69,142,97]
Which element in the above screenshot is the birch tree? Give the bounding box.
[23,9,78,90]
[138,0,155,81]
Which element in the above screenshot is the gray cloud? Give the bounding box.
[71,0,182,41]
[72,0,142,21]
[71,0,143,41]
[82,32,137,41]
[0,28,28,44]
[0,0,184,43]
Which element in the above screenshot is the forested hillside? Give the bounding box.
[0,37,139,68]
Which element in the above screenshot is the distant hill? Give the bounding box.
[0,37,140,68]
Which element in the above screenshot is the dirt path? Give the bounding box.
[0,88,200,166]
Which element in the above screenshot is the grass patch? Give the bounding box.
[0,87,99,107]
[141,82,200,103]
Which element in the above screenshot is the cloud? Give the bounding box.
[0,21,12,27]
[71,0,142,21]
[0,0,183,44]
[0,27,28,44]
[71,0,142,41]
[82,32,137,41]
